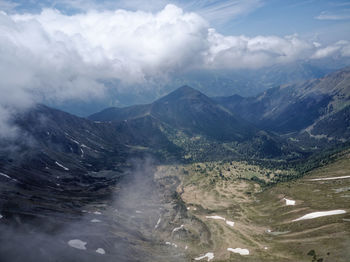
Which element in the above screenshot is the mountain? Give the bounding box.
[91,86,256,142]
[215,67,350,147]
[90,86,292,159]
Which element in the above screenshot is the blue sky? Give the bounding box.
[1,0,350,42]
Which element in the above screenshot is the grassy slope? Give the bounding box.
[154,150,350,261]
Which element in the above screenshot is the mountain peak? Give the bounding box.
[156,85,209,104]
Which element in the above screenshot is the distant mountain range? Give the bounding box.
[52,59,350,117]
[214,67,350,148]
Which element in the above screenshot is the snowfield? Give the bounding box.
[172,224,184,232]
[68,239,87,250]
[206,215,235,227]
[309,175,350,181]
[55,161,69,171]
[194,252,214,261]
[226,220,235,227]
[206,215,225,220]
[227,247,250,255]
[96,248,105,254]
[293,210,346,221]
[284,198,296,206]
[155,217,161,229]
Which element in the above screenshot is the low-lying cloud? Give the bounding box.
[0,4,350,137]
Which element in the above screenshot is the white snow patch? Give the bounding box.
[227,248,249,255]
[0,172,17,182]
[194,252,214,261]
[96,248,105,254]
[206,215,235,227]
[91,219,101,223]
[226,220,235,227]
[55,161,69,171]
[284,198,296,206]
[206,215,225,221]
[185,245,188,250]
[165,242,178,248]
[68,239,87,250]
[93,211,102,215]
[172,224,184,232]
[0,214,3,219]
[70,138,80,145]
[155,217,161,229]
[264,247,268,250]
[135,210,143,214]
[0,172,11,179]
[293,210,346,222]
[309,175,350,181]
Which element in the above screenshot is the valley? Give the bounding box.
[0,68,349,261]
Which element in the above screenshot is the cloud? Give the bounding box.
[184,0,263,25]
[315,10,350,20]
[0,4,349,137]
[0,0,18,12]
[311,40,350,59]
[205,31,312,69]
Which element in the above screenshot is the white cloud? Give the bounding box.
[184,0,263,25]
[311,40,350,59]
[0,0,18,12]
[315,10,350,20]
[205,31,312,69]
[0,4,349,137]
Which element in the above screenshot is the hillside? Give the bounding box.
[215,67,350,148]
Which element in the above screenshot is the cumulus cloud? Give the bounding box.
[205,31,312,69]
[311,40,350,59]
[0,4,349,137]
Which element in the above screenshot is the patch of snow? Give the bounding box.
[187,207,190,210]
[185,245,188,250]
[55,161,69,171]
[0,172,11,179]
[0,172,17,182]
[266,229,271,233]
[206,215,225,221]
[293,210,346,222]
[165,242,178,248]
[135,210,143,214]
[309,175,350,181]
[96,248,105,254]
[172,224,184,232]
[226,220,235,227]
[284,198,296,206]
[155,217,161,229]
[227,248,249,255]
[206,215,235,228]
[68,239,87,250]
[91,219,101,223]
[93,211,102,215]
[194,252,214,261]
[0,214,3,219]
[264,247,268,250]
